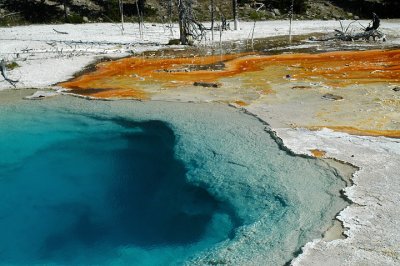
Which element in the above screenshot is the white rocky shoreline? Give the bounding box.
[1,20,400,265]
[244,106,400,265]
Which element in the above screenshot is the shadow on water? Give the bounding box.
[0,117,239,264]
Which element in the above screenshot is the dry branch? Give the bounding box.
[312,13,385,42]
[53,29,68,35]
[0,59,19,87]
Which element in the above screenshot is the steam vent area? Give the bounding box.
[61,49,400,138]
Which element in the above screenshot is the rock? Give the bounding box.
[273,9,281,16]
[354,15,360,20]
[193,82,220,88]
[24,91,59,100]
[82,16,89,23]
[322,93,344,101]
[393,87,400,92]
[347,12,353,17]
[168,39,180,45]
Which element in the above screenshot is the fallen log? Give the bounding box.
[311,13,385,42]
[332,29,384,42]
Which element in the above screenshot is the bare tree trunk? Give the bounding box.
[138,0,145,13]
[211,0,215,41]
[177,0,204,45]
[219,21,222,52]
[168,0,173,36]
[289,0,294,43]
[136,0,144,38]
[119,0,125,33]
[251,20,256,49]
[63,0,68,22]
[178,0,189,44]
[232,0,238,30]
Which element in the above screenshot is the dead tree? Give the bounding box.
[136,0,144,38]
[0,60,19,88]
[63,0,68,22]
[365,12,380,31]
[288,0,294,43]
[232,0,238,30]
[312,13,385,42]
[177,0,205,45]
[119,0,125,33]
[168,0,173,35]
[211,0,215,41]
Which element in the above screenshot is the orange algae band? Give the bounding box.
[60,49,400,99]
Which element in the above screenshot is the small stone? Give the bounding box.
[168,39,180,45]
[322,93,344,101]
[82,16,89,23]
[393,87,400,92]
[273,9,281,16]
[285,74,292,79]
[354,15,360,20]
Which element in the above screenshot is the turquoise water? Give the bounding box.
[0,91,348,265]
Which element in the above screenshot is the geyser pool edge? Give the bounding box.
[0,90,348,265]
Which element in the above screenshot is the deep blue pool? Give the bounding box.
[0,112,236,265]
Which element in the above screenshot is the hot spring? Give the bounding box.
[0,90,348,265]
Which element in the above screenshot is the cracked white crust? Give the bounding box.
[273,128,400,265]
